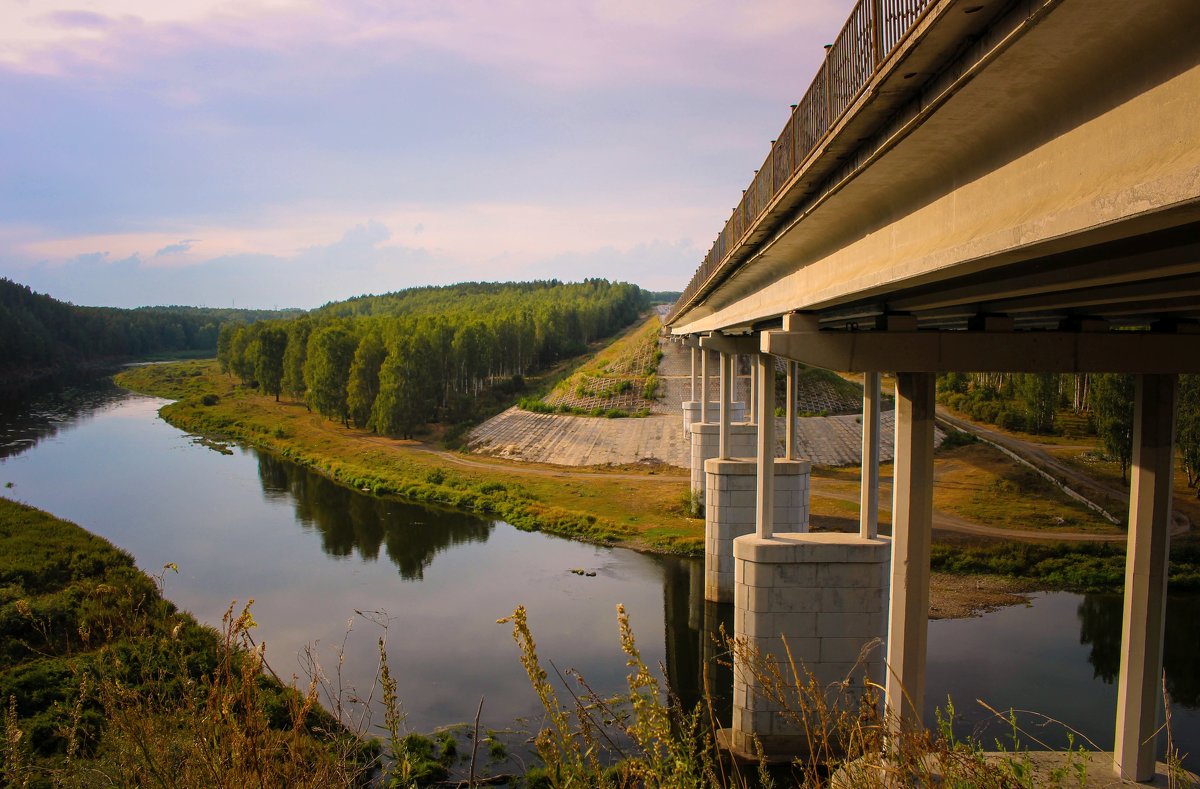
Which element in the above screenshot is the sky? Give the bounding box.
[1,0,854,309]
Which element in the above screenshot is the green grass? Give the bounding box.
[538,314,664,414]
[116,361,704,556]
[932,537,1200,591]
[0,497,364,784]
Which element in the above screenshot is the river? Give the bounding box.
[0,377,1196,767]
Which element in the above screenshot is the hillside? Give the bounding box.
[215,279,650,438]
[0,278,295,390]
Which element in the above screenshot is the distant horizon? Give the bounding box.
[3,272,682,313]
[1,0,853,309]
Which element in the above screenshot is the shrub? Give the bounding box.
[642,374,659,401]
[997,409,1026,432]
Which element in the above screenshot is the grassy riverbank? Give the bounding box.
[115,361,1200,593]
[0,497,368,785]
[116,360,703,555]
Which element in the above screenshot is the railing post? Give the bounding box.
[872,0,884,65]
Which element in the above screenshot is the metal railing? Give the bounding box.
[666,0,933,326]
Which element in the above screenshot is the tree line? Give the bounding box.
[217,280,648,438]
[0,277,295,379]
[939,371,1200,489]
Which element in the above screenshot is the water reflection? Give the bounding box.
[253,452,494,580]
[0,377,128,461]
[1077,593,1200,706]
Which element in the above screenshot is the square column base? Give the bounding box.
[704,458,810,602]
[731,532,891,757]
[683,401,746,433]
[689,421,756,496]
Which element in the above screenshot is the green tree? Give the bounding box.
[373,341,421,438]
[304,324,357,425]
[255,324,288,401]
[1178,374,1200,495]
[346,331,386,429]
[1015,372,1059,434]
[1092,373,1135,481]
[229,325,257,383]
[282,318,313,403]
[217,322,239,375]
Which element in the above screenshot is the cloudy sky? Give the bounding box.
[1,0,853,308]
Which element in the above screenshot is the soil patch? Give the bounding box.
[929,572,1038,619]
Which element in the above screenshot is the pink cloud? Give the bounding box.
[4,0,850,98]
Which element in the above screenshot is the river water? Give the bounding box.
[0,378,1196,767]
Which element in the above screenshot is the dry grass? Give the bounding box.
[931,443,1122,535]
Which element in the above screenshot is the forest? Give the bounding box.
[0,277,294,382]
[938,371,1200,491]
[217,279,649,438]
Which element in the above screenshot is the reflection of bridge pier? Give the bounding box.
[668,0,1200,779]
[661,555,734,721]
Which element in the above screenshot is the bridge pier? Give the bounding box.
[1114,373,1177,782]
[724,350,887,757]
[883,371,936,735]
[859,371,881,539]
[730,532,889,757]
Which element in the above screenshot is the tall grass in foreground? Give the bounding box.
[4,585,1195,786]
[498,604,1197,789]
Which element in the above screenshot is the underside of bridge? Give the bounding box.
[669,0,1200,337]
[668,0,1200,781]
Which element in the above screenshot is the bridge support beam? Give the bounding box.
[785,362,797,460]
[691,345,698,401]
[1114,373,1177,782]
[728,349,878,759]
[756,353,775,538]
[683,345,700,435]
[860,371,881,539]
[749,358,759,426]
[884,372,936,735]
[719,351,732,459]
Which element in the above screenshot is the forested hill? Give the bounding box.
[218,279,649,436]
[0,278,297,385]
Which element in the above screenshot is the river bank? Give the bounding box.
[112,360,1200,611]
[5,371,1199,779]
[0,497,371,785]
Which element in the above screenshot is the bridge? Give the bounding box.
[665,0,1200,781]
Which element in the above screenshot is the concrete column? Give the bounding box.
[690,346,698,401]
[1114,374,1178,782]
[785,362,797,460]
[719,351,732,460]
[691,422,757,496]
[755,354,776,539]
[749,358,759,425]
[884,372,935,735]
[700,349,711,423]
[860,371,881,539]
[683,346,701,435]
